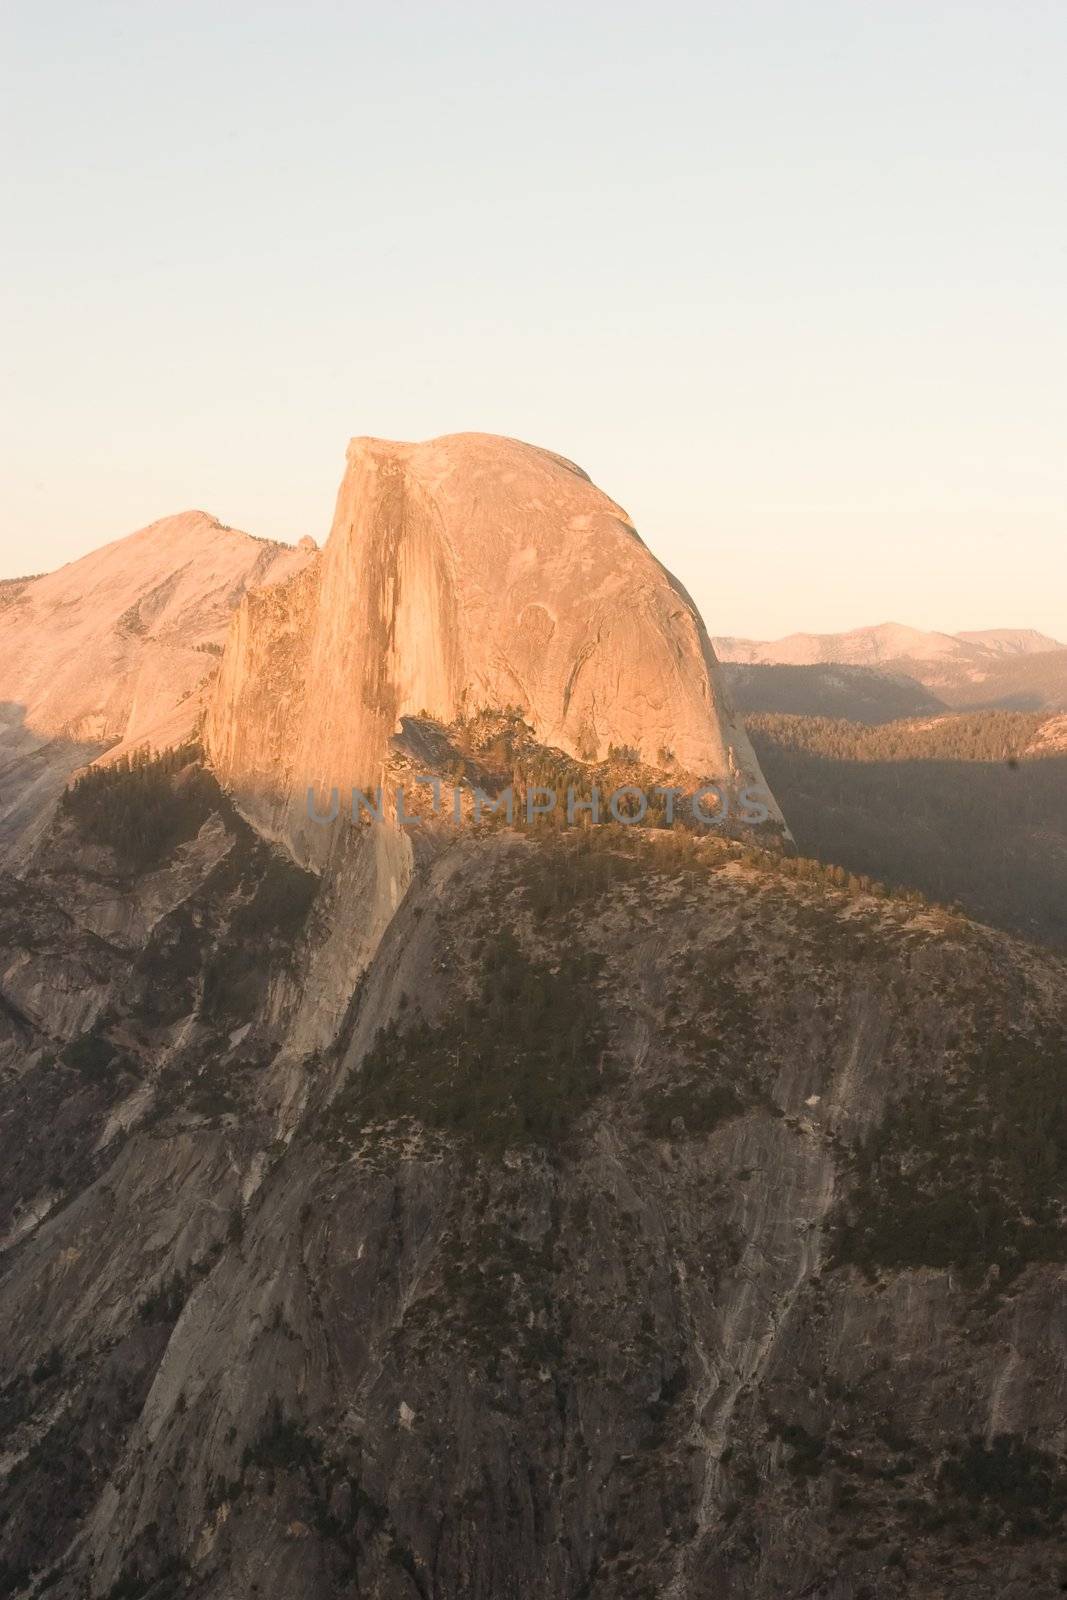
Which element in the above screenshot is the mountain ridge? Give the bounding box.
[713,621,1065,668]
[715,624,1067,716]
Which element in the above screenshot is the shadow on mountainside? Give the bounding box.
[751,741,1067,950]
[724,653,1067,719]
[0,702,111,870]
[723,662,946,722]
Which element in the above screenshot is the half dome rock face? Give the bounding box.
[206,433,784,855]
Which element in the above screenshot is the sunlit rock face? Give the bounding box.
[206,432,783,859]
[0,512,313,864]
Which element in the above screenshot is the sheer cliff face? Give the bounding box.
[206,434,781,854]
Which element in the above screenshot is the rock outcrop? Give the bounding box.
[206,434,782,858]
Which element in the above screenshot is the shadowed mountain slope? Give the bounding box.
[714,625,1067,713]
[0,758,1065,1600]
[748,711,1067,949]
[722,662,944,722]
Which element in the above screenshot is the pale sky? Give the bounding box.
[2,1,1064,642]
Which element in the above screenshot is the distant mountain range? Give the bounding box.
[715,623,1067,719]
[714,622,1064,667]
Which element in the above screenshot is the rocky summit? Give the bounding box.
[0,438,1065,1600]
[205,434,782,859]
[0,514,313,866]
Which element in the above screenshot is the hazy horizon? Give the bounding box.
[4,435,1062,646]
[3,1,1065,640]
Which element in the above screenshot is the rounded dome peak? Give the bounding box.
[208,431,786,858]
[344,431,592,484]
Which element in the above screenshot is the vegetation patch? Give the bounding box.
[768,1414,827,1477]
[0,1328,171,1594]
[507,830,649,914]
[325,928,610,1156]
[750,711,1067,948]
[200,850,318,1024]
[62,744,219,873]
[61,1029,137,1085]
[831,1024,1067,1278]
[135,1260,217,1326]
[224,1396,405,1584]
[242,1400,324,1473]
[641,1078,744,1139]
[229,854,319,941]
[749,710,1047,765]
[906,1434,1067,1541]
